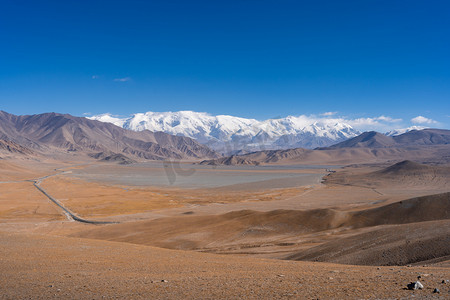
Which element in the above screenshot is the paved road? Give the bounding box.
[1,166,118,224]
[32,177,118,224]
[1,168,119,224]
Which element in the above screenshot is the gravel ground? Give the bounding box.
[0,232,449,299]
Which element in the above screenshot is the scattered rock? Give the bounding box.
[416,281,424,289]
[433,288,440,294]
[161,280,168,283]
[277,274,285,277]
[407,281,423,290]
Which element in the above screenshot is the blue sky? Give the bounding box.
[0,0,449,129]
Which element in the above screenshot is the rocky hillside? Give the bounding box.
[0,111,218,161]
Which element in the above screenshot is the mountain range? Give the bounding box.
[0,111,218,161]
[325,129,450,149]
[1,110,448,165]
[89,111,360,153]
[201,128,450,165]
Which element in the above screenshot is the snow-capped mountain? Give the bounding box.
[89,111,360,154]
[385,126,426,136]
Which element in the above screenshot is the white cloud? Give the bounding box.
[375,115,402,123]
[320,111,337,116]
[91,75,99,79]
[114,77,131,82]
[411,116,437,124]
[336,115,404,133]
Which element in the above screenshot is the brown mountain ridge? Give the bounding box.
[323,128,450,149]
[201,129,450,165]
[0,111,219,161]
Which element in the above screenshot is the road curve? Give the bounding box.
[32,177,118,225]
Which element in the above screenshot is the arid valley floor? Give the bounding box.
[0,154,449,299]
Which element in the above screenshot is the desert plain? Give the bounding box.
[0,154,449,299]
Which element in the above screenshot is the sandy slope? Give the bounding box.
[73,193,450,264]
[287,219,450,266]
[325,160,450,189]
[1,231,449,299]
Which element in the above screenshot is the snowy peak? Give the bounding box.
[385,126,426,136]
[91,113,127,128]
[89,111,360,153]
[0,111,218,160]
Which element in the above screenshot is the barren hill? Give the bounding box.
[199,155,260,166]
[199,129,450,165]
[287,219,450,266]
[0,111,218,161]
[75,192,450,266]
[323,131,395,148]
[0,139,34,156]
[325,128,450,149]
[372,160,450,186]
[204,146,447,165]
[89,151,137,165]
[286,189,450,266]
[376,160,438,175]
[326,160,450,188]
[394,128,450,145]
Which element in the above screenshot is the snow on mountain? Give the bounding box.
[385,126,426,136]
[91,113,127,128]
[89,111,360,153]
